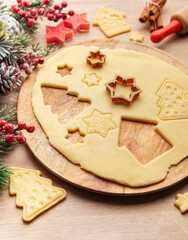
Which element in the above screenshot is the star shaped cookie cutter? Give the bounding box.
[105,75,142,105]
[86,50,106,68]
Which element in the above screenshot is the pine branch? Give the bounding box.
[0,105,17,123]
[0,31,26,66]
[0,1,7,15]
[11,30,32,49]
[32,43,63,58]
[0,159,12,190]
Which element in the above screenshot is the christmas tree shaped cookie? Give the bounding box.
[9,168,66,221]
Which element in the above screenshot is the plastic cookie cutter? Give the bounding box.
[86,50,106,68]
[105,75,142,105]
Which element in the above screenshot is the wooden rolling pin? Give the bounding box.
[150,7,188,43]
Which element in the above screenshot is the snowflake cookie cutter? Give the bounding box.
[105,75,142,105]
[86,50,106,68]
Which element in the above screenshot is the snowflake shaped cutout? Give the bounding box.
[82,73,102,87]
[83,109,117,137]
[174,192,188,213]
[129,32,144,43]
[106,75,142,105]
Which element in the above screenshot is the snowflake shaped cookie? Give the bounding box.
[82,73,101,87]
[129,32,144,43]
[83,109,117,137]
[174,192,188,213]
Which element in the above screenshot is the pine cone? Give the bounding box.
[0,62,22,94]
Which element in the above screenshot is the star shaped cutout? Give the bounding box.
[174,192,188,213]
[63,13,90,33]
[82,73,102,87]
[46,22,74,45]
[86,50,106,68]
[83,109,117,137]
[129,32,144,43]
[106,75,142,105]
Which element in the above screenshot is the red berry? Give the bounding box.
[38,8,44,15]
[0,120,7,128]
[42,0,50,5]
[26,124,35,133]
[47,13,54,21]
[38,58,44,64]
[27,18,35,27]
[17,0,21,3]
[68,10,74,16]
[0,132,2,139]
[55,13,62,19]
[18,121,26,130]
[48,8,55,14]
[30,51,37,59]
[23,0,30,7]
[19,10,26,18]
[16,134,26,144]
[62,13,67,19]
[5,134,15,144]
[21,62,29,70]
[61,2,67,8]
[53,17,58,22]
[4,123,14,133]
[31,58,39,66]
[34,15,38,20]
[30,9,37,16]
[53,4,60,10]
[25,68,32,75]
[11,5,20,13]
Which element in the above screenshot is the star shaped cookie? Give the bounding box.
[129,32,144,43]
[82,73,101,87]
[174,192,188,213]
[83,109,117,137]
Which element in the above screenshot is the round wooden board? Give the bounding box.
[17,39,188,195]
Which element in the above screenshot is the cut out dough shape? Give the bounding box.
[93,7,130,37]
[157,79,188,120]
[129,32,144,43]
[82,73,101,87]
[9,167,66,221]
[32,45,188,187]
[174,192,188,213]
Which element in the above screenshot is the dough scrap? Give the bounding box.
[174,192,188,213]
[32,45,188,187]
[9,167,66,221]
[129,32,144,43]
[93,7,130,37]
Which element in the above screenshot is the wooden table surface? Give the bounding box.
[1,0,188,239]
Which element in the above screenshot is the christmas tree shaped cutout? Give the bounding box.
[9,168,66,221]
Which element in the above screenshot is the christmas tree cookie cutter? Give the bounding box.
[86,50,106,68]
[105,75,142,105]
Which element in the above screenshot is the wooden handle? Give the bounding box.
[171,6,188,34]
[150,20,182,43]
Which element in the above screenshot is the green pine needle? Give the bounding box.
[32,42,63,58]
[0,104,17,123]
[11,30,32,49]
[0,159,12,190]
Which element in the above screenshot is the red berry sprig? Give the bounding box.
[0,120,35,144]
[18,51,44,76]
[11,0,75,29]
